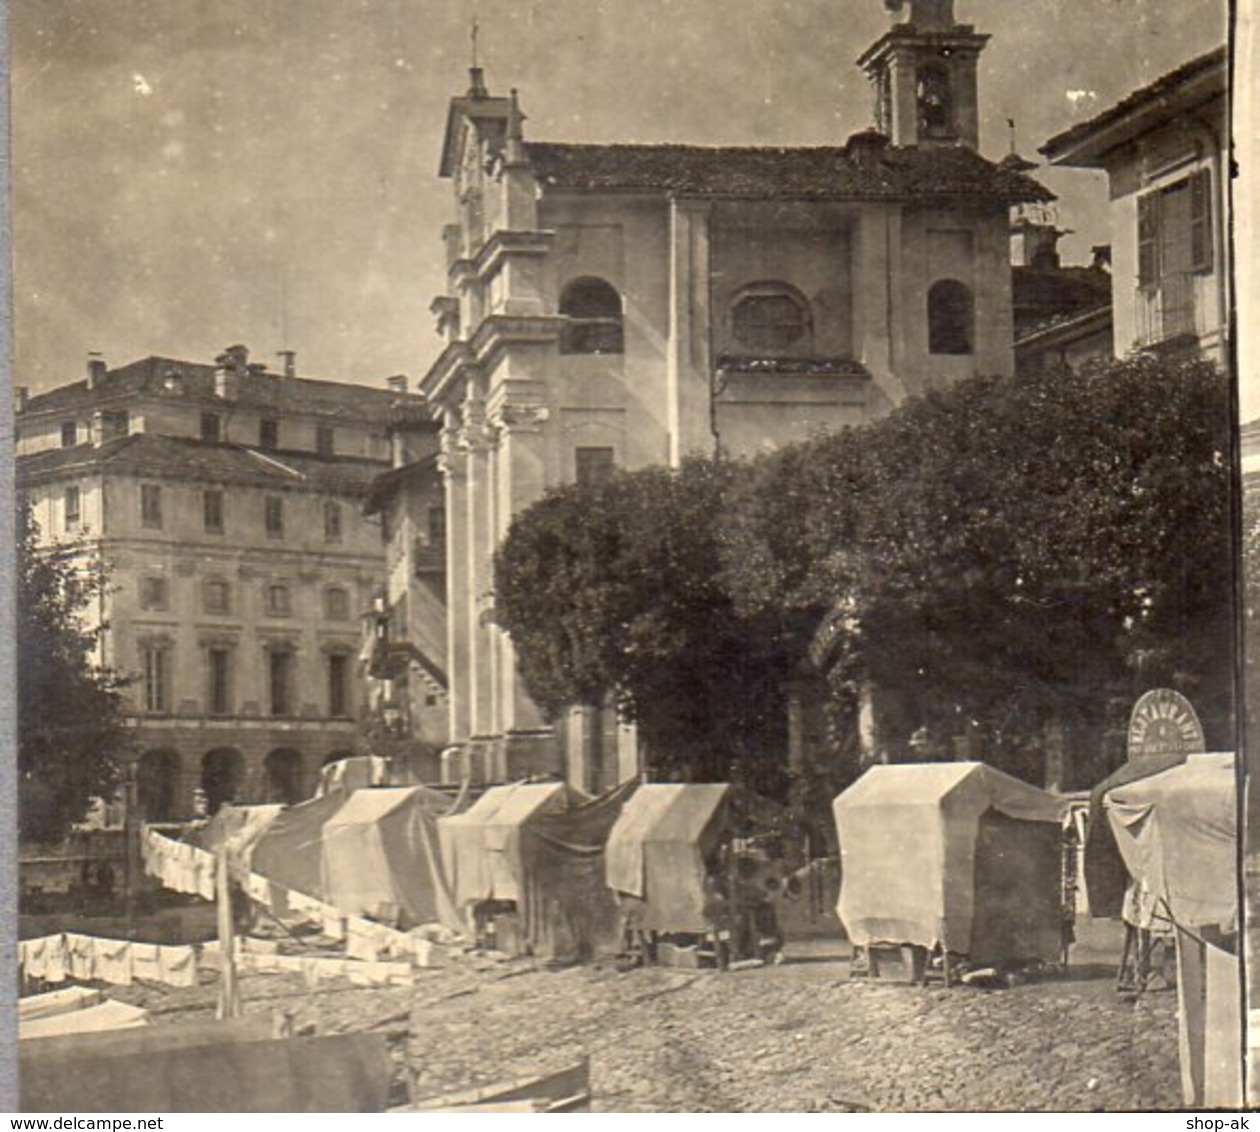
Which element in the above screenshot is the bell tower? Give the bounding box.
[856,0,989,150]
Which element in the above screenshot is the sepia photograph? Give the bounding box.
[6,0,1251,1114]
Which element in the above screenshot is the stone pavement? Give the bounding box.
[111,927,1181,1112]
[401,953,1178,1111]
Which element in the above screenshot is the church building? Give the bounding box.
[417,0,1049,788]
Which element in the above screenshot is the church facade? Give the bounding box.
[418,0,1048,787]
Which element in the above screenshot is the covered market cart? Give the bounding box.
[833,761,1068,983]
[604,783,791,968]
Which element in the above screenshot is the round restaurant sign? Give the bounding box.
[1126,688,1206,761]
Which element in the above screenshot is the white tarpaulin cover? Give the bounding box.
[438,782,574,907]
[19,988,150,1040]
[1103,751,1236,932]
[190,804,284,870]
[834,762,1068,959]
[320,786,461,930]
[604,784,730,933]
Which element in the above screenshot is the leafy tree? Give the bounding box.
[791,356,1234,784]
[717,429,873,819]
[495,458,793,793]
[498,355,1233,795]
[17,503,132,841]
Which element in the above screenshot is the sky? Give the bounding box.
[10,0,1231,395]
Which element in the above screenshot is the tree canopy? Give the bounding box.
[17,503,132,841]
[494,458,793,790]
[730,355,1234,784]
[496,354,1235,792]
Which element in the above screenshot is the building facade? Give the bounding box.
[1010,218,1114,377]
[361,398,450,776]
[417,0,1049,787]
[1041,47,1229,363]
[16,347,421,818]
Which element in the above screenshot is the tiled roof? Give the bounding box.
[22,355,415,422]
[18,433,385,496]
[1012,265,1112,329]
[363,454,441,516]
[525,140,1052,203]
[1041,47,1226,164]
[1014,302,1112,347]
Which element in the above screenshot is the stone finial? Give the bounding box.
[905,0,955,28]
[505,88,527,166]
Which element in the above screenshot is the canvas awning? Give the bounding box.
[517,780,639,960]
[833,762,1068,959]
[249,788,350,902]
[20,997,150,1041]
[1083,751,1187,918]
[320,785,461,929]
[317,755,390,797]
[1103,752,1236,932]
[439,781,575,908]
[605,783,731,934]
[19,987,150,1041]
[189,804,285,870]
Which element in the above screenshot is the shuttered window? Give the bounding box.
[1139,169,1213,287]
[1137,192,1160,288]
[1190,169,1213,273]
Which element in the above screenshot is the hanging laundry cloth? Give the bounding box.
[131,943,162,984]
[65,934,96,982]
[94,938,133,987]
[158,946,198,988]
[42,936,68,984]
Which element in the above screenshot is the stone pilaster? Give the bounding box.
[489,398,554,746]
[459,392,498,745]
[852,204,904,405]
[438,416,472,745]
[667,198,713,464]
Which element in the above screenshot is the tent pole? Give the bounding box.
[216,846,240,1020]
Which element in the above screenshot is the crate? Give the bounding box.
[655,941,713,969]
[489,912,523,957]
[867,944,926,984]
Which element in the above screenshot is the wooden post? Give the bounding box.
[123,772,141,920]
[216,846,240,1020]
[786,680,807,836]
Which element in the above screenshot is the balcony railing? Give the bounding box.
[559,319,624,356]
[1135,272,1203,348]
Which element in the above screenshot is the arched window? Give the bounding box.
[265,748,305,805]
[559,277,624,355]
[201,747,243,814]
[927,279,974,355]
[730,282,812,355]
[137,749,182,821]
[917,63,954,137]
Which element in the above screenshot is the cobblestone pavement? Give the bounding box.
[112,933,1180,1112]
